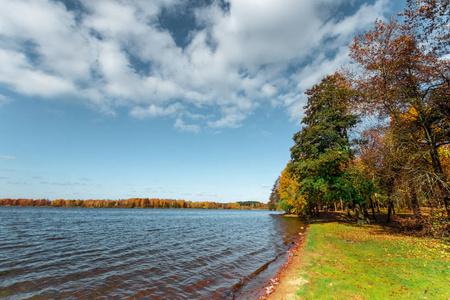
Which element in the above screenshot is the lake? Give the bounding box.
[0,206,306,299]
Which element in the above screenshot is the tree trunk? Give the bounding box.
[409,184,422,219]
[387,201,393,223]
[369,198,376,216]
[369,197,377,223]
[363,202,371,224]
[340,199,343,211]
[429,143,450,217]
[376,193,381,212]
[437,181,450,217]
[386,182,394,223]
[354,202,367,225]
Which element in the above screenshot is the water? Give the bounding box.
[0,206,306,299]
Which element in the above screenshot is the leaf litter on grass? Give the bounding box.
[295,222,450,299]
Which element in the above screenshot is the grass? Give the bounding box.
[292,220,450,299]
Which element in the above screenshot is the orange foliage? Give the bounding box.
[0,198,268,210]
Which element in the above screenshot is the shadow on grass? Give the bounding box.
[308,210,440,239]
[289,209,449,241]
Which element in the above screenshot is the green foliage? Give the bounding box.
[289,73,372,213]
[278,199,294,214]
[291,73,358,162]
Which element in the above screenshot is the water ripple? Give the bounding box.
[0,207,305,299]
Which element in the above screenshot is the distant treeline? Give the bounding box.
[0,198,268,210]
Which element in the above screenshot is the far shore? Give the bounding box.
[0,198,268,210]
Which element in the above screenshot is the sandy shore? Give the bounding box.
[259,226,309,300]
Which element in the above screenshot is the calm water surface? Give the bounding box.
[0,207,305,299]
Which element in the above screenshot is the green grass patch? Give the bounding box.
[294,222,450,299]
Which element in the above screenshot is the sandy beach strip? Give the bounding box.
[259,225,310,300]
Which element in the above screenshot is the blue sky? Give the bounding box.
[0,0,406,202]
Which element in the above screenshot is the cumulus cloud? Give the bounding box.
[0,0,390,129]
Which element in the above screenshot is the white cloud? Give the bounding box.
[0,49,76,97]
[281,46,352,122]
[0,155,16,160]
[174,118,201,133]
[0,0,390,129]
[207,106,248,129]
[130,103,183,118]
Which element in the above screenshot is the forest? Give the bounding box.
[0,198,268,210]
[268,0,449,237]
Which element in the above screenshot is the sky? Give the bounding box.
[0,0,406,202]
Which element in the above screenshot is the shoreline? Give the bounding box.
[257,211,450,299]
[259,224,310,300]
[232,215,308,300]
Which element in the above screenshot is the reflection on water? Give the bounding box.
[0,207,305,299]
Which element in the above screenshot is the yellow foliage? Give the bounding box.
[439,144,450,176]
[278,165,308,215]
[278,168,294,201]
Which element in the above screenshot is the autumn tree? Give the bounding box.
[276,164,307,215]
[350,17,450,217]
[359,125,415,222]
[268,176,280,211]
[0,198,269,210]
[358,128,385,213]
[402,0,450,54]
[278,166,295,214]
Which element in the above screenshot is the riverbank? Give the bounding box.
[263,212,450,299]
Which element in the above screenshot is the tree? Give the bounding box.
[359,125,412,222]
[277,164,308,215]
[290,73,371,220]
[350,18,450,217]
[278,166,295,214]
[402,0,450,54]
[268,176,280,211]
[291,73,358,163]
